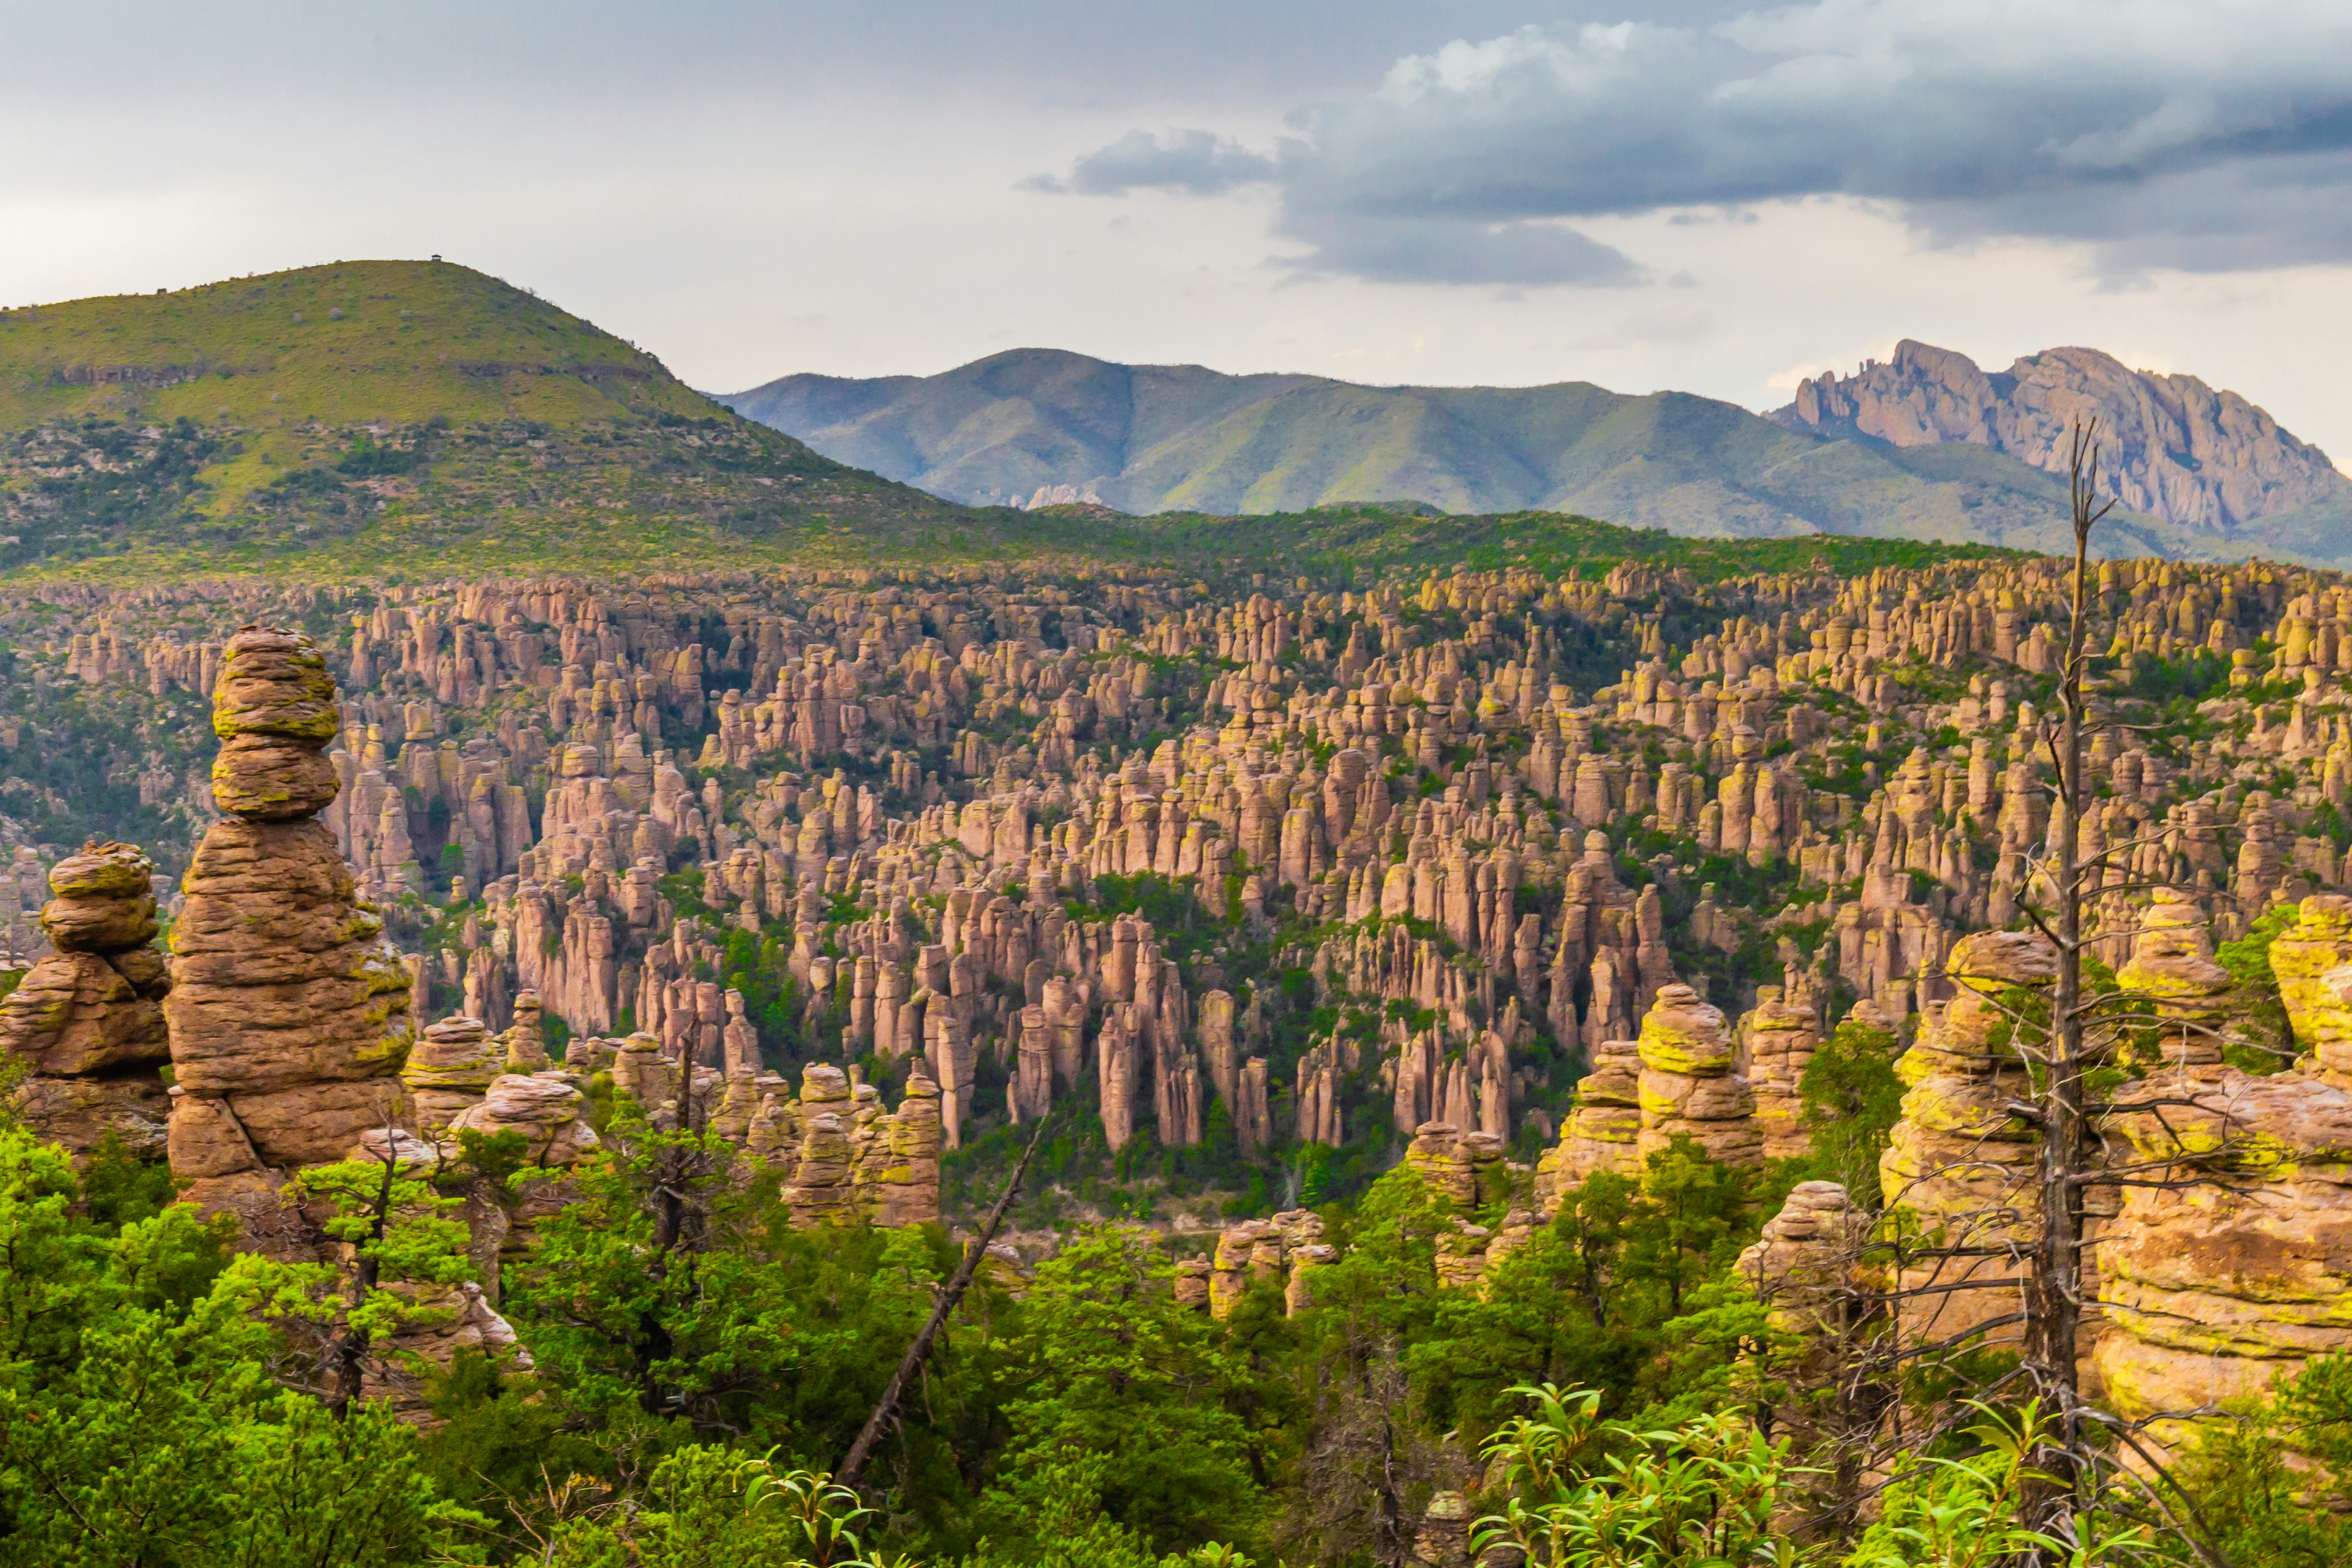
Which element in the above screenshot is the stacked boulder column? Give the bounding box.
[402,1017,503,1133]
[2266,893,2352,1079]
[1877,929,2054,1354]
[1743,986,1825,1159]
[1636,984,1761,1166]
[166,627,416,1239]
[2093,893,2352,1465]
[0,842,172,1157]
[1535,1038,1642,1206]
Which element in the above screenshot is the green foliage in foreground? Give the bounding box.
[0,1133,483,1566]
[7,1096,2351,1566]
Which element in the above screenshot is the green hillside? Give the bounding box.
[1017,500,2023,581]
[0,260,997,581]
[722,347,2256,559]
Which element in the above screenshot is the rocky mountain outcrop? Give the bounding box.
[1774,339,2350,535]
[0,842,171,1158]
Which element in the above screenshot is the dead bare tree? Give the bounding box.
[2013,418,2116,1526]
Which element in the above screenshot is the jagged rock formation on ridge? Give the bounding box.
[1774,338,2351,536]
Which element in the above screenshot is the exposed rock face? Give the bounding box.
[1878,929,2056,1352]
[1774,338,2351,534]
[2100,1066,2352,1466]
[1743,986,1824,1160]
[1636,984,1759,1167]
[0,842,171,1157]
[166,628,416,1235]
[1537,1038,1642,1205]
[402,1016,503,1132]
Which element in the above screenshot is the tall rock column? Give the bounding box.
[165,627,417,1238]
[1743,987,1824,1160]
[2269,894,2352,1081]
[0,842,172,1158]
[1536,1038,1643,1210]
[1876,929,2054,1354]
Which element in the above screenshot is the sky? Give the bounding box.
[7,2,2352,457]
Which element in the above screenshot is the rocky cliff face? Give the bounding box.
[1774,339,2350,534]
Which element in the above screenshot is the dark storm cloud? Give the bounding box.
[1036,0,2352,285]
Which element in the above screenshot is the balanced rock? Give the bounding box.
[0,842,171,1157]
[1636,984,1759,1166]
[166,627,415,1235]
[207,625,343,820]
[445,1072,601,1167]
[402,1017,503,1132]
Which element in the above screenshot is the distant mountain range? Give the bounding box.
[720,345,2352,566]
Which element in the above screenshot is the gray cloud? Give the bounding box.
[1026,130,1278,196]
[1280,214,1643,287]
[1041,0,2352,284]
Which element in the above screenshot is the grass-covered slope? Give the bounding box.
[0,260,995,581]
[1012,500,2025,582]
[720,347,2236,556]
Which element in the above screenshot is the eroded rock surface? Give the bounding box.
[166,627,416,1239]
[0,842,171,1157]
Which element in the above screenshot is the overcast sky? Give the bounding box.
[7,2,2352,459]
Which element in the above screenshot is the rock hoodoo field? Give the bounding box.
[9,543,2352,1455]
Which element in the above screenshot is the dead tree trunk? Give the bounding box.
[2021,419,2114,1535]
[838,1121,1046,1488]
